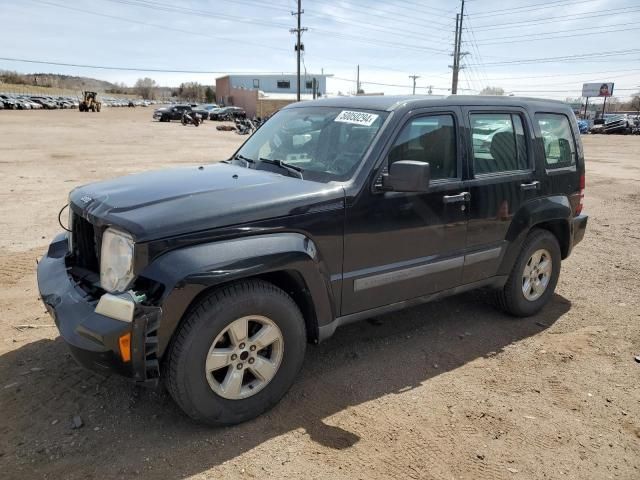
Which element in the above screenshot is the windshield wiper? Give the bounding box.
[259,158,304,179]
[231,153,255,167]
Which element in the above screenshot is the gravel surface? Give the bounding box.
[0,108,639,479]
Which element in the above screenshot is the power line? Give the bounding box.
[101,0,452,55]
[462,18,490,89]
[471,0,601,18]
[467,49,640,67]
[474,68,640,82]
[332,76,463,92]
[474,26,638,46]
[104,0,292,30]
[392,0,455,15]
[27,0,438,76]
[0,57,297,74]
[29,0,292,54]
[310,0,455,29]
[471,21,640,43]
[471,6,640,31]
[303,10,452,45]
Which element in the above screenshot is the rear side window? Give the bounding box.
[535,113,576,168]
[470,113,528,175]
[388,114,457,180]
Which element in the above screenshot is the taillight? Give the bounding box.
[575,173,585,215]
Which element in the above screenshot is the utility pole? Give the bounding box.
[409,75,420,95]
[356,64,360,94]
[451,14,460,94]
[290,0,307,102]
[451,0,465,95]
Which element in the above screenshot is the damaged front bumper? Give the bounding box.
[37,233,161,386]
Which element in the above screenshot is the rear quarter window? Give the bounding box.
[535,113,576,169]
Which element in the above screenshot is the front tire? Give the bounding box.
[166,280,306,426]
[497,229,561,317]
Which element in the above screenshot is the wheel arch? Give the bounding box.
[499,195,572,275]
[139,233,334,357]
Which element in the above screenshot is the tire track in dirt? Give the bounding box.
[0,248,42,286]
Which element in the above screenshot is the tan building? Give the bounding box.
[216,74,330,118]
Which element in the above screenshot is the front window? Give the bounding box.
[389,114,457,180]
[277,80,290,89]
[233,107,388,182]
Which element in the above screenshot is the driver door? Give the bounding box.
[341,108,469,315]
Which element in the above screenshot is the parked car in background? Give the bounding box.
[153,104,193,122]
[1,95,17,109]
[590,114,636,134]
[189,104,210,121]
[199,103,219,116]
[210,106,246,121]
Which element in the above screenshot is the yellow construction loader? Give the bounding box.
[78,91,101,112]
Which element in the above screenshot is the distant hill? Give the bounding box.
[0,71,119,92]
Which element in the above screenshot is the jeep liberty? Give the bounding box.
[38,95,588,425]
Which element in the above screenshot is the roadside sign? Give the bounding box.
[582,82,614,97]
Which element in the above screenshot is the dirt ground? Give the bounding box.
[0,108,639,480]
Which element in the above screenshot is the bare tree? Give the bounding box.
[631,95,640,116]
[479,86,505,96]
[134,77,158,99]
[178,82,205,102]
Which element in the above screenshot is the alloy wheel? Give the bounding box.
[522,248,552,301]
[205,315,284,400]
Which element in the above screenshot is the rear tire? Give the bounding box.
[496,229,561,317]
[166,279,306,426]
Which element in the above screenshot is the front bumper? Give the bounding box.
[37,233,161,386]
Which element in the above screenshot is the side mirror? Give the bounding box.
[382,160,430,192]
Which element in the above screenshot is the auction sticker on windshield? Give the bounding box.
[335,110,379,126]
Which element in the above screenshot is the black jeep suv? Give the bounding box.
[38,96,587,425]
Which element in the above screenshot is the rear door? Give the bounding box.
[533,112,582,214]
[461,107,541,283]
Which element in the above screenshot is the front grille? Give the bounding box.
[71,212,100,272]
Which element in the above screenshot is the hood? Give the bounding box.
[69,163,344,242]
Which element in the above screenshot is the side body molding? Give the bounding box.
[139,233,336,356]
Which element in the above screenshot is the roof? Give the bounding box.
[258,92,316,101]
[217,73,333,80]
[283,94,569,112]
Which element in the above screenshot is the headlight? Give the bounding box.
[100,228,135,293]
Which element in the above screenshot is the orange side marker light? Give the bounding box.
[119,332,132,363]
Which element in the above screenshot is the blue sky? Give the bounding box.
[1,0,639,100]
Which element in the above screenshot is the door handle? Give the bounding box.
[443,192,470,204]
[520,181,540,191]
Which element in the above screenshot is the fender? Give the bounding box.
[498,195,572,275]
[139,233,336,356]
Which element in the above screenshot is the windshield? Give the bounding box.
[234,106,388,182]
